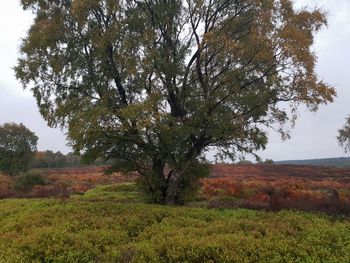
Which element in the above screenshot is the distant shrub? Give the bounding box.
[264,159,275,164]
[175,162,211,204]
[14,172,47,191]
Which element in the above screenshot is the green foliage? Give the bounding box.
[1,184,350,262]
[0,123,38,176]
[16,0,335,204]
[175,162,210,204]
[136,171,169,205]
[82,183,144,203]
[13,172,47,191]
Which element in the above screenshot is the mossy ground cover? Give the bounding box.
[1,183,350,263]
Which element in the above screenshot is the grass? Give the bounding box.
[1,183,350,262]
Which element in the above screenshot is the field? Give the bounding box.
[202,164,350,215]
[1,183,350,262]
[1,164,350,214]
[0,166,135,199]
[1,164,350,262]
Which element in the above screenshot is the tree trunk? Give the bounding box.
[165,169,184,205]
[142,158,168,204]
[146,159,203,205]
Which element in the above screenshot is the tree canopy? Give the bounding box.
[338,116,350,153]
[16,0,335,204]
[0,123,38,175]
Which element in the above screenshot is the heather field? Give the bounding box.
[1,164,350,262]
[201,164,350,215]
[1,183,350,262]
[0,166,135,199]
[1,164,350,215]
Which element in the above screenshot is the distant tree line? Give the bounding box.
[29,151,111,169]
[29,151,82,168]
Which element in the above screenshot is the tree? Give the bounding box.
[338,116,350,152]
[15,0,335,204]
[0,123,38,175]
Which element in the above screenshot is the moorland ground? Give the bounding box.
[1,164,350,262]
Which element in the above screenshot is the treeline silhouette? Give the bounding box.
[29,151,110,168]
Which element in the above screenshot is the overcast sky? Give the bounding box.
[0,0,349,161]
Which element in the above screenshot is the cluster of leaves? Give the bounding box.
[1,183,350,262]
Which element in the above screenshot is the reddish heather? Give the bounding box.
[0,166,135,199]
[44,166,135,193]
[211,163,350,180]
[202,164,350,215]
[1,164,350,215]
[0,175,12,192]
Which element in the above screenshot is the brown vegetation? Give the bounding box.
[202,164,350,216]
[1,163,350,216]
[0,166,135,199]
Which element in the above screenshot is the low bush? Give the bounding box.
[13,172,47,191]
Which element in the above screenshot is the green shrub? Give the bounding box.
[13,172,47,191]
[137,162,210,205]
